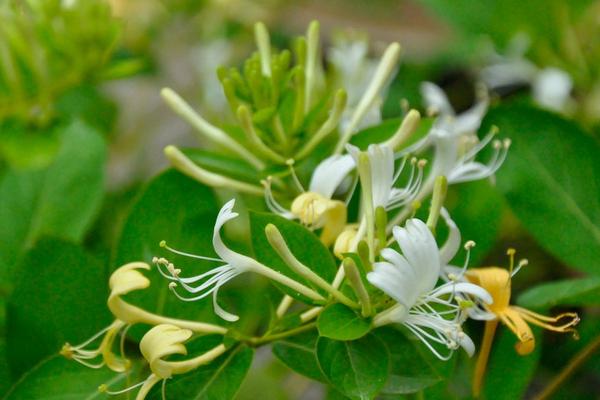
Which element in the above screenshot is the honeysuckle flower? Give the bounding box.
[466,250,580,397]
[480,35,574,113]
[100,324,227,400]
[465,260,580,355]
[406,82,509,186]
[263,154,355,246]
[156,199,325,322]
[369,218,492,360]
[61,262,227,373]
[347,143,424,211]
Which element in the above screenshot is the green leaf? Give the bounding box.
[483,105,600,275]
[6,238,111,378]
[482,324,541,400]
[149,339,253,400]
[56,85,117,134]
[446,179,505,266]
[517,276,600,308]
[272,330,326,382]
[317,303,371,341]
[114,169,222,331]
[249,211,337,303]
[374,327,441,395]
[317,335,390,400]
[4,356,132,399]
[0,120,106,288]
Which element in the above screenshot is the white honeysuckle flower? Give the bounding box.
[156,199,325,322]
[368,218,492,360]
[328,36,382,133]
[346,143,424,211]
[263,154,356,245]
[155,199,256,322]
[532,67,573,112]
[406,82,509,185]
[480,35,573,113]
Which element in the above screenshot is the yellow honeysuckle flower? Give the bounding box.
[465,266,579,356]
[466,249,579,398]
[101,324,227,400]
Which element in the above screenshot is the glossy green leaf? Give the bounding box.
[6,238,111,378]
[149,338,253,400]
[317,303,371,341]
[4,356,132,399]
[483,105,600,276]
[114,169,222,329]
[272,330,326,382]
[317,335,389,400]
[517,276,600,308]
[446,179,505,266]
[374,327,441,395]
[249,211,337,303]
[0,120,106,288]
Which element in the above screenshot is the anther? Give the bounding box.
[464,240,476,250]
[169,282,177,289]
[503,138,512,148]
[98,384,108,393]
[417,159,428,168]
[159,240,167,248]
[493,139,502,150]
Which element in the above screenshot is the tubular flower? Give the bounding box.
[465,261,580,355]
[100,324,228,400]
[263,154,355,246]
[369,218,492,360]
[156,199,325,322]
[404,82,509,185]
[347,143,424,211]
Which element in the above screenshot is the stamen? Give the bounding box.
[286,159,305,193]
[511,258,528,277]
[159,241,222,263]
[261,177,295,218]
[98,378,149,395]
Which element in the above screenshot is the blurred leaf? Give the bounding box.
[374,327,442,395]
[4,356,133,400]
[317,334,389,400]
[0,119,106,288]
[482,324,541,400]
[517,276,600,308]
[56,85,117,134]
[446,179,505,267]
[114,169,222,333]
[149,337,253,400]
[0,338,10,396]
[272,330,326,382]
[6,238,111,378]
[317,303,371,341]
[249,212,337,304]
[0,122,60,170]
[483,105,600,276]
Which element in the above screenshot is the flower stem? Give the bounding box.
[533,334,600,400]
[249,322,317,346]
[472,319,498,398]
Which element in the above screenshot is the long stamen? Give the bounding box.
[159,241,222,262]
[286,159,305,193]
[513,307,580,333]
[261,178,294,218]
[98,378,148,396]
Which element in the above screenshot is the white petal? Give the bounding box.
[439,208,460,265]
[309,154,356,198]
[457,332,475,357]
[533,67,572,112]
[367,144,395,207]
[431,282,493,304]
[453,99,488,134]
[420,82,454,115]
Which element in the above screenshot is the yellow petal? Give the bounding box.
[291,192,347,246]
[465,267,511,314]
[140,324,193,379]
[500,307,535,355]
